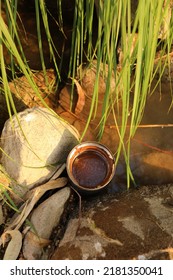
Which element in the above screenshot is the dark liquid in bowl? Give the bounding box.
[72,151,108,188]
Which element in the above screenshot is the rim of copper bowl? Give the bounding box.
[66,141,115,191]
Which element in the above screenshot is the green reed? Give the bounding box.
[0,0,173,188]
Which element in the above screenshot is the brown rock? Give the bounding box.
[51,184,173,260]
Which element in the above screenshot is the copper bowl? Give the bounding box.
[66,142,115,194]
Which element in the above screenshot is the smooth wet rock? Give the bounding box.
[51,184,173,260]
[0,107,79,197]
[23,187,71,260]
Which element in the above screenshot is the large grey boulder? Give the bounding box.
[0,107,79,197]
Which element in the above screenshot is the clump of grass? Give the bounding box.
[0,184,19,213]
[1,0,173,187]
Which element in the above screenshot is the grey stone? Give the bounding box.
[23,186,71,260]
[30,187,71,239]
[0,107,79,197]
